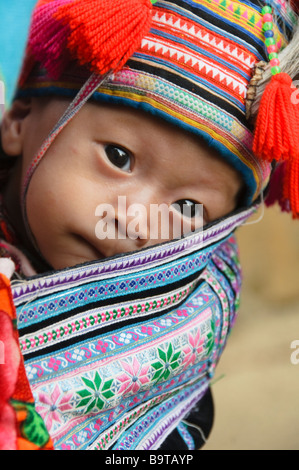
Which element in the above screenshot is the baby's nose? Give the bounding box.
[115,195,151,243]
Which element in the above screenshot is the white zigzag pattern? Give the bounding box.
[151,11,256,69]
[140,37,247,97]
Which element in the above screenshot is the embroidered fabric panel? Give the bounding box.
[12,209,250,450]
[18,271,223,450]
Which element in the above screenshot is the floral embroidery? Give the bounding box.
[183,329,205,367]
[96,340,109,353]
[116,358,151,395]
[13,222,244,449]
[48,357,61,371]
[76,372,115,413]
[36,385,72,431]
[152,343,182,382]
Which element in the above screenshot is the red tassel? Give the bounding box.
[253,73,299,218]
[61,0,154,74]
[28,0,154,79]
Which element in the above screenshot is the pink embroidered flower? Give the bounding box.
[61,443,72,450]
[116,357,150,396]
[177,309,188,317]
[94,418,104,431]
[48,357,61,371]
[36,384,72,431]
[141,325,153,335]
[96,340,108,353]
[182,330,204,368]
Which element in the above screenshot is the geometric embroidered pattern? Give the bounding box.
[13,207,252,449]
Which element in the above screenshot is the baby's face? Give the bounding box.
[3,98,242,270]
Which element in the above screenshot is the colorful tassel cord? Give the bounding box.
[253,4,299,218]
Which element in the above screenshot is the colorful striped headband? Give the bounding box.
[16,0,298,217]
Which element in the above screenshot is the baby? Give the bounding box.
[0,0,298,451]
[2,97,242,271]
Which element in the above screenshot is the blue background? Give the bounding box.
[0,0,36,106]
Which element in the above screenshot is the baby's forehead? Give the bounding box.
[23,95,243,213]
[47,99,211,153]
[31,96,239,180]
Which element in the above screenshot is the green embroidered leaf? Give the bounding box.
[95,398,105,411]
[170,361,180,370]
[166,343,174,360]
[171,351,181,363]
[206,331,214,355]
[82,376,96,391]
[102,378,114,400]
[86,398,97,413]
[103,389,114,400]
[152,369,163,381]
[152,361,163,371]
[77,389,91,398]
[77,397,91,408]
[101,379,113,392]
[158,349,167,362]
[94,371,102,390]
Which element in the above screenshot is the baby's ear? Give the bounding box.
[1,98,32,157]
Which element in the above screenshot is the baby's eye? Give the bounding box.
[172,199,202,219]
[105,145,132,172]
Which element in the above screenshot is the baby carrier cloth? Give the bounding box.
[9,203,256,450]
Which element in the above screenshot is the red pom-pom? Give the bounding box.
[253,73,299,218]
[59,0,154,74]
[28,0,154,79]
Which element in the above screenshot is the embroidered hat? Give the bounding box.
[16,0,298,212]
